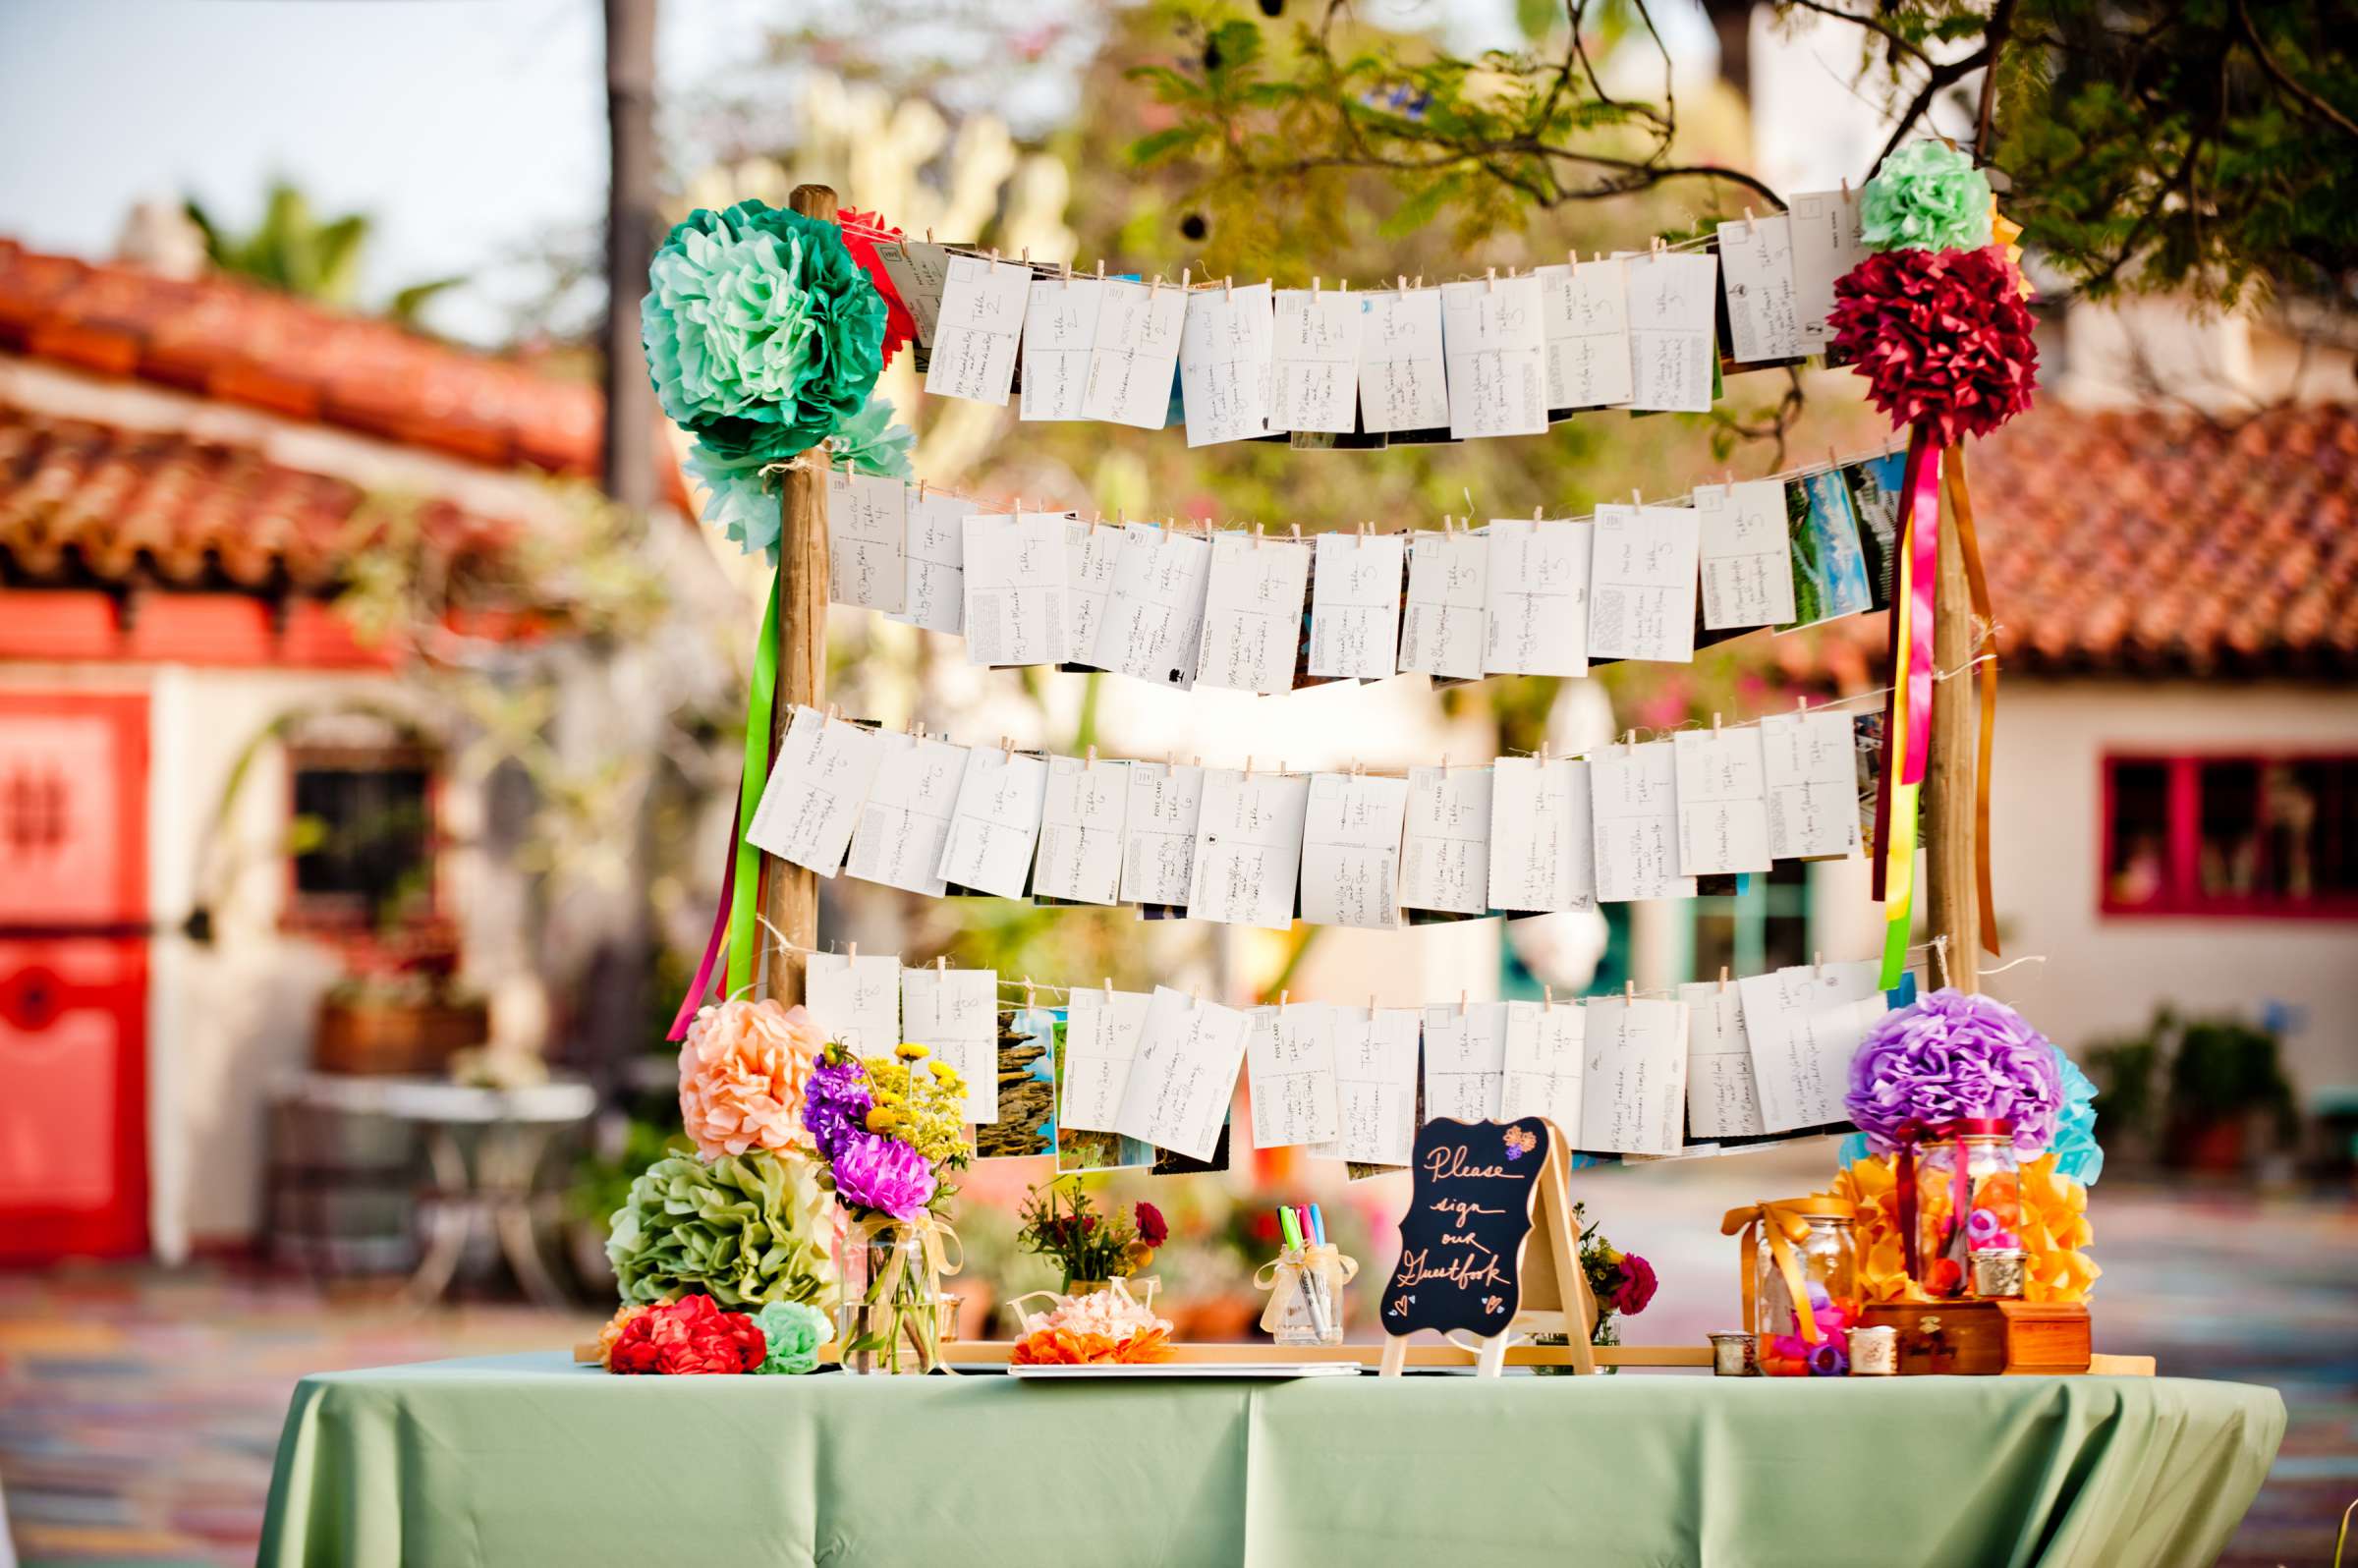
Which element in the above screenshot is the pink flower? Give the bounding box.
[1610,1254,1658,1316]
[679,999,826,1158]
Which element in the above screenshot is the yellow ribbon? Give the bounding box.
[1720,1197,1857,1345]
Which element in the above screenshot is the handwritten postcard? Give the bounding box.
[845,731,970,897]
[890,488,975,636]
[825,467,907,615]
[1483,517,1592,676]
[1623,250,1718,413]
[933,746,1048,899]
[874,238,951,352]
[1196,533,1311,695]
[962,511,1069,667]
[1677,981,1766,1140]
[925,252,1030,405]
[1695,479,1797,629]
[1020,273,1100,421]
[1092,522,1212,691]
[746,706,885,877]
[1119,760,1207,908]
[1300,771,1410,929]
[1188,769,1312,929]
[804,951,902,1059]
[1589,741,1697,902]
[1534,258,1634,411]
[1399,529,1488,682]
[1033,755,1129,905]
[1672,727,1772,876]
[1308,532,1406,679]
[1739,960,1887,1133]
[1083,278,1188,428]
[1488,756,1596,914]
[1401,765,1493,915]
[1787,189,1868,354]
[1499,999,1586,1135]
[1761,708,1861,860]
[1356,289,1448,434]
[1422,1001,1508,1123]
[1247,1000,1341,1148]
[901,965,999,1125]
[1271,287,1362,433]
[1311,1007,1422,1165]
[1179,281,1276,446]
[1115,986,1252,1162]
[1060,984,1151,1134]
[1439,273,1547,438]
[1062,519,1123,668]
[1587,503,1700,663]
[1579,996,1688,1154]
[1717,214,1803,364]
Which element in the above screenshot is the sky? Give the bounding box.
[0,0,1731,346]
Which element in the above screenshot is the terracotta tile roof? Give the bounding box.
[0,238,605,478]
[0,402,518,595]
[1769,401,2358,683]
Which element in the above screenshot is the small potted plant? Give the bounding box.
[1015,1180,1166,1299]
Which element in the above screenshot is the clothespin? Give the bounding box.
[1086,744,1097,768]
[1103,977,1113,1005]
[1279,989,1288,1009]
[1718,965,1730,994]
[1633,487,1644,505]
[1359,519,1372,537]
[1743,206,1757,234]
[1021,247,1031,266]
[1544,984,1555,1013]
[1815,951,1827,980]
[1414,275,1424,288]
[1441,752,1451,775]
[1340,277,1349,293]
[1062,258,1072,284]
[1023,977,1037,1008]
[1368,993,1377,1017]
[1534,504,1544,522]
[825,701,841,721]
[1181,267,1192,290]
[1095,258,1106,280]
[1459,990,1469,1018]
[926,228,935,243]
[1254,522,1264,551]
[937,955,947,977]
[1485,265,1496,294]
[1540,742,1551,764]
[1396,274,1407,293]
[1568,248,1579,276]
[1244,756,1255,778]
[1625,980,1637,1002]
[1000,734,1013,758]
[1224,274,1234,299]
[1796,693,1809,713]
[917,477,927,502]
[1712,711,1723,734]
[1313,276,1321,295]
[988,248,999,263]
[1290,522,1303,544]
[847,941,857,964]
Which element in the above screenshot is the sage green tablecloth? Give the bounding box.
[258,1353,2281,1568]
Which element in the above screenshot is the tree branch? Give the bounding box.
[2234,0,2358,141]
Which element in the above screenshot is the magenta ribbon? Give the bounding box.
[665,778,743,1041]
[1899,439,1941,788]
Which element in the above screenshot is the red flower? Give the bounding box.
[1609,1254,1658,1316]
[1134,1201,1168,1249]
[835,208,916,371]
[607,1293,766,1375]
[1828,246,2038,447]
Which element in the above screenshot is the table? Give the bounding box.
[258,1352,2282,1567]
[267,1075,597,1306]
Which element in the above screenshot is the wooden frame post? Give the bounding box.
[757,182,838,1007]
[1925,485,1980,994]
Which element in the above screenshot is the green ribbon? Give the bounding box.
[724,578,781,996]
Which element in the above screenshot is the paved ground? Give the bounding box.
[2,1156,2351,1566]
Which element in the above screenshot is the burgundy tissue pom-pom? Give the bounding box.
[1828,246,2038,447]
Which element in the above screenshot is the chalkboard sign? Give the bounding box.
[1380,1116,1553,1341]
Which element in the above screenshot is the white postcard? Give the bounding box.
[1787,189,1868,354]
[1439,273,1547,438]
[1579,996,1688,1154]
[1696,479,1798,629]
[1499,999,1586,1136]
[926,252,1031,404]
[1587,503,1700,663]
[1398,529,1488,682]
[1739,960,1888,1133]
[1311,1007,1422,1165]
[1483,517,1592,676]
[901,964,999,1124]
[1119,760,1207,907]
[1761,709,1862,860]
[1020,273,1100,421]
[1308,532,1406,679]
[962,511,1069,667]
[1623,250,1718,413]
[1673,727,1772,876]
[1247,1000,1340,1148]
[1356,288,1448,433]
[1422,1001,1508,1123]
[845,731,970,896]
[1534,257,1633,409]
[933,746,1048,899]
[1092,522,1212,691]
[1195,533,1310,695]
[1716,214,1803,364]
[1179,281,1275,446]
[1271,287,1362,433]
[1299,772,1409,929]
[1401,764,1492,915]
[1488,756,1596,914]
[1115,986,1251,1161]
[1590,741,1697,902]
[804,951,902,1058]
[1034,755,1129,906]
[891,489,975,636]
[1187,769,1312,929]
[1083,278,1187,428]
[1677,981,1766,1139]
[1060,984,1151,1134]
[745,706,885,877]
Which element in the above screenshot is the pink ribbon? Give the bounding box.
[1900,440,1941,789]
[665,779,743,1041]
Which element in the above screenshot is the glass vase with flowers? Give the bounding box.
[1015,1180,1167,1302]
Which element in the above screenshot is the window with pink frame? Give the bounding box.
[2102,752,2358,919]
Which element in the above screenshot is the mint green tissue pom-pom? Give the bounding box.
[642,199,886,467]
[753,1300,832,1374]
[1860,140,1993,254]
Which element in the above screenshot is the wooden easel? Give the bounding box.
[1378,1123,1598,1377]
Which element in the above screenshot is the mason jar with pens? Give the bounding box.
[1256,1204,1356,1347]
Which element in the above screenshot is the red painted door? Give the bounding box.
[0,692,149,1260]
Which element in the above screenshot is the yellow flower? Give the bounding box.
[864,1106,900,1133]
[927,1060,958,1082]
[895,1041,930,1060]
[1819,1151,2097,1307]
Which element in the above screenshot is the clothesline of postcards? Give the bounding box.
[747,635,1994,933]
[846,189,1867,436]
[808,439,1911,687]
[765,922,1997,1171]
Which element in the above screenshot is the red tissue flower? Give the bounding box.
[1134,1201,1168,1249]
[835,208,916,371]
[1827,245,2038,447]
[607,1293,766,1375]
[1609,1254,1658,1316]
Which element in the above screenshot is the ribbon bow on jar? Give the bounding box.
[1719,1197,1857,1345]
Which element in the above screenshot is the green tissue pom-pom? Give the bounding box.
[1860,140,1993,254]
[642,199,886,464]
[753,1300,833,1374]
[685,395,915,564]
[606,1149,838,1311]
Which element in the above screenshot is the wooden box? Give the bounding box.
[1861,1300,2094,1375]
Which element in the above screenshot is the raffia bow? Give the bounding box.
[1720,1197,1857,1345]
[1254,1243,1358,1334]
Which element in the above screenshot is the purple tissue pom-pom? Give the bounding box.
[1845,988,2061,1156]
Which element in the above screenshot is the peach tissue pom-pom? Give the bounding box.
[678,998,826,1158]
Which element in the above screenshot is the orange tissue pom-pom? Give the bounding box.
[678,998,827,1158]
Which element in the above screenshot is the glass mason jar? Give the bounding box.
[834,1213,947,1375]
[1914,1121,2021,1299]
[1755,1204,1861,1377]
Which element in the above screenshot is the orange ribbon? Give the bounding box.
[1721,1196,1857,1345]
[1941,446,2001,955]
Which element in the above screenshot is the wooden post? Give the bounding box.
[1924,480,1980,993]
[757,182,838,1007]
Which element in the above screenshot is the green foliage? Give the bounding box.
[185,178,464,323]
[2087,1006,2300,1152]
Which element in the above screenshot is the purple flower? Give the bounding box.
[1845,988,2061,1156]
[800,1059,872,1161]
[829,1131,936,1219]
[1808,1341,1850,1377]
